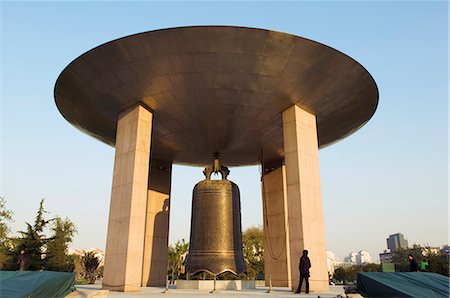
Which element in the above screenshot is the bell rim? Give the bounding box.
[187,268,245,277]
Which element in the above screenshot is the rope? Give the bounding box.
[259,149,286,261]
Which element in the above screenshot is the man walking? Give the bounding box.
[18,250,30,271]
[295,250,311,294]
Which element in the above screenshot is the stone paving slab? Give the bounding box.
[75,285,345,298]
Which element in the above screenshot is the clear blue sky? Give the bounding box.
[1,1,448,261]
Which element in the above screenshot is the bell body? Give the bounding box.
[186,178,246,275]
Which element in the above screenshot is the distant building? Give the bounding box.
[356,250,372,265]
[423,247,441,256]
[326,251,336,275]
[344,252,358,263]
[326,250,355,275]
[387,233,408,251]
[334,261,354,268]
[343,251,372,265]
[380,233,408,263]
[379,250,392,263]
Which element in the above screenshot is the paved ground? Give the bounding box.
[75,284,346,298]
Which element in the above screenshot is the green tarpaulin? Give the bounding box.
[357,272,449,298]
[0,271,75,298]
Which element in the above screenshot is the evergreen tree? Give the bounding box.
[0,197,14,269]
[45,217,77,271]
[14,199,52,270]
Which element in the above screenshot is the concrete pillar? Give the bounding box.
[262,160,290,287]
[262,105,328,292]
[142,160,172,287]
[283,105,328,292]
[103,105,153,292]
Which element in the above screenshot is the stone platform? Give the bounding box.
[66,287,109,298]
[73,284,346,297]
[176,280,256,290]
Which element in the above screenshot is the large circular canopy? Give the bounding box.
[54,26,378,166]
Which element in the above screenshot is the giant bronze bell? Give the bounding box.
[185,158,246,275]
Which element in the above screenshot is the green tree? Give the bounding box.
[344,265,359,283]
[333,266,347,283]
[0,197,14,269]
[391,244,423,272]
[421,246,449,276]
[242,226,264,279]
[361,263,381,272]
[0,197,13,240]
[387,244,449,276]
[71,254,85,282]
[333,264,380,284]
[45,217,77,271]
[82,251,100,284]
[427,253,449,276]
[96,265,104,279]
[168,239,189,280]
[14,199,52,270]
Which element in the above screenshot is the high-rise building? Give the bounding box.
[343,251,372,265]
[344,252,358,263]
[386,233,408,251]
[380,233,408,263]
[356,250,372,265]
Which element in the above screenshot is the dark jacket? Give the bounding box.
[299,256,311,275]
[409,258,419,272]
